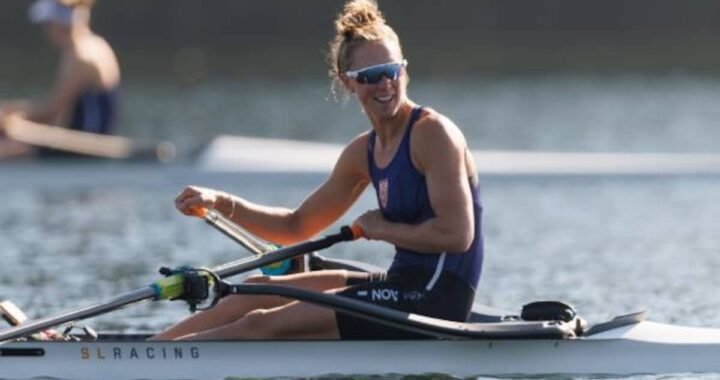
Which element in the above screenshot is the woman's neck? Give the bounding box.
[370,102,415,147]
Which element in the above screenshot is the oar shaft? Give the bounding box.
[204,209,272,255]
[0,288,154,342]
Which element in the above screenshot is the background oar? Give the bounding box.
[2,115,176,162]
[0,225,362,343]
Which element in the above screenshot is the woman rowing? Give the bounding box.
[0,0,120,159]
[155,0,483,341]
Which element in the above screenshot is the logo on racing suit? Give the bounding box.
[402,290,425,301]
[378,178,389,209]
[357,289,399,302]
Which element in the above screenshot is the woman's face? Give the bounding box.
[343,40,408,121]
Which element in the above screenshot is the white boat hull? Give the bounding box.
[3,321,720,379]
[199,135,720,175]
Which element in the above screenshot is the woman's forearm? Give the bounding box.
[372,217,474,254]
[219,193,305,245]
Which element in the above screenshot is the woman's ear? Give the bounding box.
[339,75,355,94]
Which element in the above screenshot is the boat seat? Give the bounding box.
[468,304,520,323]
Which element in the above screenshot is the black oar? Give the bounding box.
[0,225,362,343]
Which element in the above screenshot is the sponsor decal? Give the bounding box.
[80,346,200,360]
[378,178,389,209]
[359,289,425,302]
[371,288,399,302]
[402,290,425,301]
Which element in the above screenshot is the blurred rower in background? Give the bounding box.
[0,0,120,159]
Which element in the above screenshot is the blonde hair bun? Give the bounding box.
[335,0,386,41]
[327,0,403,100]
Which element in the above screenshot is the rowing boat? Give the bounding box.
[2,212,720,379]
[199,135,720,175]
[5,127,720,176]
[3,317,720,378]
[3,308,720,378]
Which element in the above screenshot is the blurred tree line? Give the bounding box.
[3,0,720,79]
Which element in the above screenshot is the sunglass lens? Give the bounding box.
[357,64,401,84]
[358,67,383,84]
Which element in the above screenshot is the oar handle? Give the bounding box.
[349,225,365,240]
[189,206,209,218]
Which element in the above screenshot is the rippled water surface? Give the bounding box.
[2,75,720,379]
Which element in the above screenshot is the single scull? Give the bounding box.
[2,212,720,379]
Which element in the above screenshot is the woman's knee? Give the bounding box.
[236,308,278,337]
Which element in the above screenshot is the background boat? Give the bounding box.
[199,135,720,175]
[6,131,720,177]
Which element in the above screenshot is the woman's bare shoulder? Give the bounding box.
[412,108,467,150]
[69,35,120,88]
[335,130,372,176]
[345,130,372,150]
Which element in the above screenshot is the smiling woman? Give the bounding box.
[152,0,483,342]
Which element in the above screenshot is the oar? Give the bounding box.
[2,114,176,162]
[202,208,272,255]
[200,208,300,274]
[0,225,363,343]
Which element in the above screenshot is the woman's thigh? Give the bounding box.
[241,296,343,339]
[247,269,356,290]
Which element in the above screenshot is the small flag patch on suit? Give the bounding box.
[379,178,389,209]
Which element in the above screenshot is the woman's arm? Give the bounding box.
[176,133,371,246]
[355,112,474,253]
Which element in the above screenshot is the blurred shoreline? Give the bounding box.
[3,1,720,154]
[4,1,720,78]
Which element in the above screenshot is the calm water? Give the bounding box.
[1,74,720,379]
